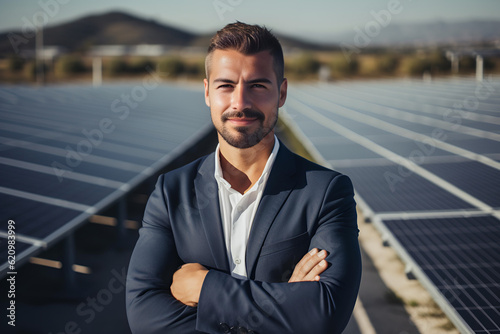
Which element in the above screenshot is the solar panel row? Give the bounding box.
[0,83,211,276]
[284,76,500,333]
[1,77,498,332]
[383,216,500,333]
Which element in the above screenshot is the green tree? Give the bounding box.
[377,54,399,74]
[7,56,25,72]
[329,56,359,77]
[290,53,321,78]
[157,57,186,77]
[55,55,86,76]
[130,58,155,73]
[107,58,129,75]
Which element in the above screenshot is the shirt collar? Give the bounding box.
[214,135,280,189]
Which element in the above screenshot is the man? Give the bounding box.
[126,22,361,334]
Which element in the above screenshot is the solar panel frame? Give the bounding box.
[0,83,213,277]
[379,215,500,334]
[284,76,500,333]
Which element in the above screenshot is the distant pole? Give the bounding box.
[451,54,459,75]
[93,56,102,87]
[36,26,44,85]
[476,55,484,82]
[318,65,331,82]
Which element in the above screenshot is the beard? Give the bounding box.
[216,108,278,149]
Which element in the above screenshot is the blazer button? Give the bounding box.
[219,322,230,333]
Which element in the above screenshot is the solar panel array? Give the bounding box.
[1,77,498,332]
[283,76,500,333]
[0,83,211,276]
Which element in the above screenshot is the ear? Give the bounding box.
[278,78,288,108]
[204,78,210,107]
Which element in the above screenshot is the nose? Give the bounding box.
[231,85,252,111]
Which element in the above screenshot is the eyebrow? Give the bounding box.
[213,78,273,85]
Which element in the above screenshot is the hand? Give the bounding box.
[288,248,328,283]
[170,263,209,307]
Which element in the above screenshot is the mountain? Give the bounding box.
[0,11,333,57]
[0,11,199,56]
[1,11,499,57]
[330,20,500,47]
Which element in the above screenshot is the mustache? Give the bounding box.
[221,109,265,122]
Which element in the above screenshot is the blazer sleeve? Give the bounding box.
[196,174,361,334]
[126,174,201,333]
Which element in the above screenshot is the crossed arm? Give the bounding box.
[171,248,329,307]
[127,173,361,333]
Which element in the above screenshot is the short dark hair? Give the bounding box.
[205,22,284,83]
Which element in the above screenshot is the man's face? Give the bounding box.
[204,49,287,149]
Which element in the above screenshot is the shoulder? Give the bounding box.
[162,153,215,179]
[157,152,214,187]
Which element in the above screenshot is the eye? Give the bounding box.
[251,83,266,89]
[217,84,233,89]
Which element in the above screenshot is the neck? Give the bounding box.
[218,133,275,194]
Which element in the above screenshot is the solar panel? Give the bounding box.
[0,236,41,274]
[0,148,138,182]
[335,164,476,213]
[284,76,500,333]
[314,141,381,160]
[1,164,116,204]
[0,83,212,276]
[0,195,82,239]
[445,137,500,155]
[421,161,500,208]
[382,216,500,333]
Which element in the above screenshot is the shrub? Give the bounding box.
[403,51,450,76]
[7,56,25,72]
[377,54,399,74]
[405,56,432,75]
[185,60,206,78]
[107,58,130,75]
[157,57,185,77]
[428,51,450,73]
[129,58,155,73]
[55,55,86,76]
[289,53,321,78]
[329,55,359,77]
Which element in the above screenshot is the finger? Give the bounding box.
[288,249,319,282]
[299,251,328,281]
[306,259,328,281]
[296,248,318,269]
[289,249,328,282]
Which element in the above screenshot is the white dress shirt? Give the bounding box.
[214,136,280,278]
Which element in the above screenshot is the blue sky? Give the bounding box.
[1,0,499,42]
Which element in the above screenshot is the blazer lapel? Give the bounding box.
[246,144,298,278]
[195,153,230,272]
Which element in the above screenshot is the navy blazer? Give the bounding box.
[126,143,361,334]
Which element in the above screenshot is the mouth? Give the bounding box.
[227,117,258,126]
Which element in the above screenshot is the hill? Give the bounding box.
[0,11,333,57]
[1,11,499,57]
[331,20,500,46]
